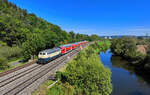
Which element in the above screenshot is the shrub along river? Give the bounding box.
[99,50,150,95]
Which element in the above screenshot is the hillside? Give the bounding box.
[0,0,99,54]
[0,0,100,69]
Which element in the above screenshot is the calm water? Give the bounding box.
[99,50,150,95]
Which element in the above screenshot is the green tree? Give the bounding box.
[90,34,100,41]
[43,31,60,48]
[69,31,76,42]
[22,33,46,60]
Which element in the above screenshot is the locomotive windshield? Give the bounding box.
[39,52,46,55]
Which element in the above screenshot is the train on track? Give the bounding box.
[37,41,88,64]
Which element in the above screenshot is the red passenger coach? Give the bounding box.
[65,44,72,51]
[59,41,88,55]
[78,42,82,46]
[60,46,66,54]
[74,43,79,47]
[60,44,72,54]
[71,44,76,50]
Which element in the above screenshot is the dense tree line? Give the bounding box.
[0,0,101,68]
[51,41,112,95]
[110,37,150,72]
[110,37,146,64]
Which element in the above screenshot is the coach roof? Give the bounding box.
[60,44,72,47]
[39,47,60,53]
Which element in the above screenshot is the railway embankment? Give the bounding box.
[0,43,88,95]
[33,41,112,95]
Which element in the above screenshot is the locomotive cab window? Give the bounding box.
[39,52,46,55]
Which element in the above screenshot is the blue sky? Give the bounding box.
[9,0,150,36]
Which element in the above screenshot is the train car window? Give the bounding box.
[47,49,58,54]
[47,51,51,54]
[40,48,60,55]
[50,50,55,54]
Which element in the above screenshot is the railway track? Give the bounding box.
[0,44,88,95]
[0,60,37,78]
[9,53,74,95]
[0,50,76,84]
[0,64,42,88]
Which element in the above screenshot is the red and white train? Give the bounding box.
[37,41,88,64]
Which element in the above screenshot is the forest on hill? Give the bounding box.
[0,0,101,69]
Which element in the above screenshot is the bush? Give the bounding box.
[0,46,22,70]
[47,82,74,95]
[56,41,112,95]
[0,46,22,59]
[0,56,9,70]
[0,41,7,47]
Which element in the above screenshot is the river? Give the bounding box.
[99,50,150,95]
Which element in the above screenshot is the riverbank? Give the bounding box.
[110,37,150,73]
[32,41,112,95]
[100,50,150,95]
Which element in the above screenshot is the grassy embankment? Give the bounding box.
[32,40,112,95]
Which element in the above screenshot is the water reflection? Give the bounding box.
[99,50,150,95]
[111,56,150,88]
[111,56,134,73]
